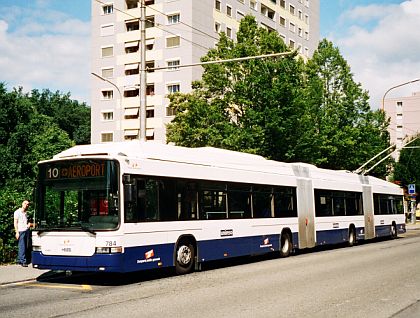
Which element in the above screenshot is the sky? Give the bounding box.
[1,0,420,108]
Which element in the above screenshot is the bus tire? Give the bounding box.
[175,240,195,275]
[348,227,356,247]
[391,223,397,239]
[280,231,292,258]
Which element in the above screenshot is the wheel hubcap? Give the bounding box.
[177,245,192,265]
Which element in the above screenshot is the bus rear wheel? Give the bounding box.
[280,232,292,258]
[348,227,356,247]
[391,223,398,239]
[175,240,195,275]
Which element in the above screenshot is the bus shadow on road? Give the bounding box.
[35,267,176,286]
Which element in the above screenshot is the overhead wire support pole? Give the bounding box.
[139,0,147,142]
[148,52,294,72]
[361,136,420,175]
[353,144,396,174]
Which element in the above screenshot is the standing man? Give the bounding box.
[14,200,30,267]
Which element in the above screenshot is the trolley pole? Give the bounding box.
[139,0,146,142]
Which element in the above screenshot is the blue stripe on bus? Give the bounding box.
[32,225,405,273]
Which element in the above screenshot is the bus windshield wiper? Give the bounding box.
[80,225,96,235]
[36,227,68,235]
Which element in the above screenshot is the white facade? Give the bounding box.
[384,92,420,155]
[91,0,320,143]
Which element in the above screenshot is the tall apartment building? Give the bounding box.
[91,0,320,143]
[384,92,420,153]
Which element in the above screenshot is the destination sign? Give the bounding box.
[45,161,106,180]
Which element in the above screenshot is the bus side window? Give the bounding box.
[138,179,159,221]
[177,182,198,220]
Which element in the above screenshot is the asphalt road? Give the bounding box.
[1,231,420,318]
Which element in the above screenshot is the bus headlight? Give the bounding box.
[95,246,123,254]
[32,245,41,252]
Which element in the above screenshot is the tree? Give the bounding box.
[29,89,91,144]
[167,15,305,161]
[394,135,420,191]
[296,39,390,173]
[0,83,84,263]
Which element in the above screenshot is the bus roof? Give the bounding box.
[48,141,401,193]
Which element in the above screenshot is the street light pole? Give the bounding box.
[382,78,420,111]
[91,72,123,134]
[139,0,146,142]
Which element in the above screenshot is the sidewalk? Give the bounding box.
[1,222,420,286]
[0,264,50,285]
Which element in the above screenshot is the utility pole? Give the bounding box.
[139,0,146,142]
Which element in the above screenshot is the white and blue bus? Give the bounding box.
[32,142,406,274]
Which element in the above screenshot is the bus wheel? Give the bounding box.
[280,232,292,258]
[175,240,195,275]
[348,227,356,247]
[391,223,398,239]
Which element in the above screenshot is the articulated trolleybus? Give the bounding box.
[32,142,406,274]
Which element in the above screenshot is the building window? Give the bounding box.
[396,125,403,132]
[126,0,137,9]
[124,89,139,98]
[125,63,139,75]
[146,109,155,118]
[126,20,139,32]
[100,24,114,37]
[305,31,309,40]
[289,39,295,49]
[396,114,403,120]
[168,13,180,24]
[261,4,275,20]
[124,108,139,119]
[305,14,309,24]
[146,38,154,50]
[298,28,303,37]
[125,41,139,53]
[215,0,221,11]
[280,16,286,27]
[280,0,285,8]
[226,27,232,38]
[101,133,113,142]
[102,112,114,121]
[250,0,257,10]
[102,4,113,15]
[298,10,303,20]
[102,90,113,100]
[289,5,295,15]
[237,11,245,21]
[167,59,180,70]
[166,36,180,48]
[166,106,177,116]
[146,84,155,95]
[101,46,113,58]
[289,22,295,32]
[101,68,114,78]
[215,22,221,33]
[146,61,155,72]
[167,84,180,94]
[227,5,232,17]
[146,16,155,28]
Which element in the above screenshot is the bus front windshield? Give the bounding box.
[36,159,119,232]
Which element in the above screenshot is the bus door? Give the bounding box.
[293,165,316,249]
[362,184,375,240]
